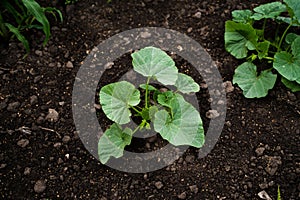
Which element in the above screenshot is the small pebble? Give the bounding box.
[7,102,20,112]
[178,192,187,199]
[154,181,163,189]
[17,139,29,148]
[46,108,59,122]
[35,50,43,56]
[66,61,73,68]
[34,180,46,193]
[189,185,198,193]
[255,147,265,156]
[206,110,220,119]
[62,135,71,143]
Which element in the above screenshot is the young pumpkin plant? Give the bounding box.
[225,0,300,98]
[98,46,205,164]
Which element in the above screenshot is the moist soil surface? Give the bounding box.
[0,0,299,199]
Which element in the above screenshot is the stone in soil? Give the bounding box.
[264,156,282,176]
[7,102,20,112]
[154,181,163,189]
[45,108,59,122]
[178,192,187,199]
[34,180,46,193]
[17,139,29,148]
[206,110,220,119]
[255,147,265,156]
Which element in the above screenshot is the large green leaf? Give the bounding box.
[131,46,178,85]
[22,0,50,46]
[232,9,253,24]
[233,62,277,98]
[284,0,300,24]
[281,77,300,92]
[99,81,140,124]
[174,73,200,94]
[225,21,258,59]
[98,123,132,164]
[274,38,300,84]
[251,2,286,20]
[154,93,204,148]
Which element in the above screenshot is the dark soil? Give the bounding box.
[0,0,299,199]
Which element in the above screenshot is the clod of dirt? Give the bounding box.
[178,192,187,199]
[223,81,234,93]
[206,110,220,119]
[189,185,199,194]
[264,156,282,176]
[46,108,59,122]
[154,181,163,189]
[62,135,71,143]
[255,147,265,156]
[7,102,20,112]
[30,95,38,105]
[24,167,31,175]
[34,180,46,193]
[17,139,29,148]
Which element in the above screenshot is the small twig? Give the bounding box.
[15,126,32,134]
[39,126,61,138]
[0,67,10,71]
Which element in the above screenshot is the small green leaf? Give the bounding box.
[285,33,300,44]
[4,23,30,52]
[256,41,270,59]
[174,73,200,93]
[274,38,300,84]
[154,93,204,148]
[100,81,140,124]
[131,46,178,85]
[225,21,258,59]
[251,2,286,20]
[157,91,175,109]
[22,0,51,46]
[281,77,300,92]
[98,123,132,164]
[149,106,158,120]
[284,0,300,24]
[139,84,157,91]
[233,62,277,98]
[232,9,253,24]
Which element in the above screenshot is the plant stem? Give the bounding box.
[130,105,142,115]
[145,77,151,108]
[264,56,274,60]
[262,18,267,39]
[277,23,292,52]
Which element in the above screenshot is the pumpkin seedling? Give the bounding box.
[225,0,300,98]
[98,46,205,164]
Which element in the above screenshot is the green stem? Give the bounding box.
[262,18,267,39]
[263,56,274,60]
[145,77,151,108]
[277,23,292,52]
[132,125,141,135]
[130,105,142,115]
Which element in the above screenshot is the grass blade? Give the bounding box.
[22,0,50,46]
[4,23,30,52]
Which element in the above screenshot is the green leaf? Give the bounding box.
[149,105,158,121]
[98,123,132,164]
[284,0,300,24]
[232,9,253,24]
[285,33,300,44]
[131,46,178,85]
[281,77,300,92]
[274,38,300,84]
[174,73,200,93]
[292,37,300,56]
[276,16,299,26]
[139,84,157,91]
[157,91,175,110]
[43,7,63,22]
[225,21,258,59]
[256,41,270,59]
[99,81,140,124]
[4,23,30,52]
[154,93,204,148]
[22,0,50,46]
[251,2,286,20]
[233,62,277,98]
